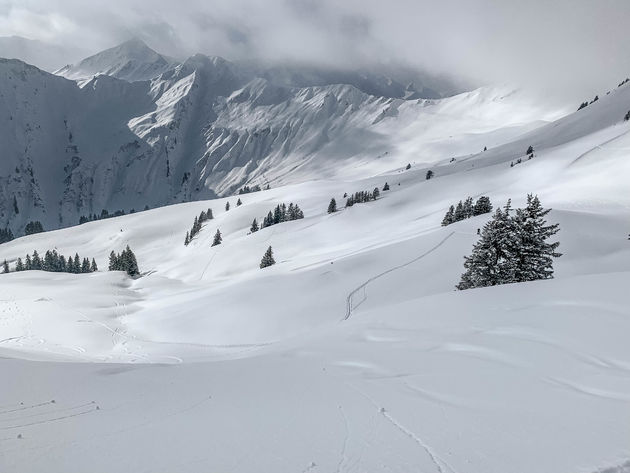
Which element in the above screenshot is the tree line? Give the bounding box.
[5,249,97,274]
[457,195,561,290]
[79,206,149,225]
[442,196,492,226]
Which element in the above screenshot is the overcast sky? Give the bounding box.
[1,0,629,101]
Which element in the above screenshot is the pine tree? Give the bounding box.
[441,205,455,226]
[207,209,213,219]
[25,254,32,270]
[24,221,44,235]
[185,231,190,246]
[15,257,24,272]
[463,197,474,218]
[82,258,91,273]
[123,246,140,277]
[225,202,230,212]
[2,259,9,274]
[405,163,411,170]
[0,228,14,244]
[456,201,518,290]
[526,145,534,156]
[426,170,434,180]
[91,258,98,272]
[327,198,337,214]
[73,254,81,274]
[473,196,493,216]
[454,201,465,222]
[236,198,242,207]
[250,218,259,233]
[383,182,390,191]
[32,250,42,270]
[373,187,380,199]
[260,246,275,269]
[625,110,630,121]
[512,195,561,282]
[212,229,222,247]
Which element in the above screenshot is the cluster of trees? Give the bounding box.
[108,246,139,276]
[0,228,14,244]
[8,250,97,274]
[185,208,213,245]
[442,196,493,226]
[258,203,304,229]
[618,78,629,87]
[79,209,126,225]
[511,145,535,168]
[577,95,599,111]
[24,221,44,235]
[238,185,262,195]
[345,188,380,207]
[457,195,561,290]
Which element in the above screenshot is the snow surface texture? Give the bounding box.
[0,39,554,233]
[1,73,630,472]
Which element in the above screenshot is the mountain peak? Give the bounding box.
[55,38,174,82]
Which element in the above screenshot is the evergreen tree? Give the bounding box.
[73,254,81,274]
[2,259,9,274]
[512,195,561,282]
[237,198,242,207]
[122,246,140,276]
[473,196,493,216]
[24,221,44,235]
[207,208,213,219]
[441,205,455,226]
[463,197,474,218]
[91,258,98,272]
[13,195,19,215]
[426,170,434,180]
[383,182,390,191]
[405,163,411,170]
[25,254,32,270]
[250,218,259,233]
[212,229,222,247]
[32,250,42,270]
[457,201,518,290]
[260,246,276,269]
[454,201,465,221]
[327,198,337,214]
[109,251,118,271]
[185,231,190,246]
[526,145,534,155]
[59,255,67,273]
[225,202,230,212]
[82,258,91,273]
[15,257,24,272]
[0,228,14,244]
[373,187,380,199]
[625,110,630,121]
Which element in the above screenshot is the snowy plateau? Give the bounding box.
[0,38,629,473]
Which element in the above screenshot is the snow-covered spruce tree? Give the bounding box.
[526,145,534,156]
[225,202,230,212]
[212,229,222,247]
[32,251,42,270]
[406,163,411,170]
[250,218,259,233]
[237,198,242,207]
[454,201,465,222]
[457,200,519,290]
[512,194,561,282]
[73,254,81,274]
[25,254,32,270]
[81,258,91,273]
[328,198,337,214]
[15,257,24,272]
[426,170,434,180]
[91,258,98,272]
[123,246,140,277]
[383,182,390,191]
[473,196,492,216]
[441,205,455,226]
[373,187,380,199]
[260,246,275,269]
[2,259,9,273]
[108,251,118,271]
[463,197,474,218]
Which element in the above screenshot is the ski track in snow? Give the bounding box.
[344,231,455,320]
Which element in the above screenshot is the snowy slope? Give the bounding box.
[54,38,176,82]
[0,49,561,234]
[0,83,629,472]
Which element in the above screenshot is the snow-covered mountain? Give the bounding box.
[0,65,629,472]
[54,38,176,82]
[0,40,557,235]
